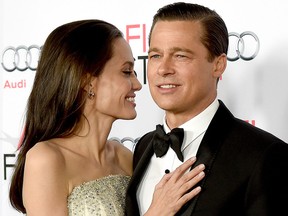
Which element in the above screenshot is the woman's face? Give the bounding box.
[91,37,142,120]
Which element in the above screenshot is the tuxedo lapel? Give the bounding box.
[178,100,234,215]
[126,132,155,216]
[131,137,154,185]
[192,101,234,168]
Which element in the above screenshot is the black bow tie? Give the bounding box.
[152,124,184,162]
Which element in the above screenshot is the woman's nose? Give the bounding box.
[132,76,142,91]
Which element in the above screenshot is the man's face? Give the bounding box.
[147,20,223,123]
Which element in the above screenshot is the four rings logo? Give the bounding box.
[1,31,260,72]
[228,31,260,61]
[1,45,42,72]
[109,137,140,151]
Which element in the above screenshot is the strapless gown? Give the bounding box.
[67,175,131,216]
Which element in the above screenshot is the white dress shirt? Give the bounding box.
[136,99,219,215]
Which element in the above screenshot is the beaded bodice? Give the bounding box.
[67,175,131,216]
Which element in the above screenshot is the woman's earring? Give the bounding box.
[88,89,95,99]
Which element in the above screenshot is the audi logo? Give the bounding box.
[1,45,42,72]
[1,31,259,72]
[227,31,260,61]
[109,136,140,151]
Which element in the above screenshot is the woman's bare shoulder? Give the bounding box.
[23,141,69,214]
[25,141,65,168]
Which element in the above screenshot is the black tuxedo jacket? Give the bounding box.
[126,100,288,216]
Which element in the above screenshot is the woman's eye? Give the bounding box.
[123,70,133,76]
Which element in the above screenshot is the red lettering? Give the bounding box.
[3,79,26,88]
[245,119,256,126]
[126,24,147,52]
[4,80,10,88]
[142,24,146,52]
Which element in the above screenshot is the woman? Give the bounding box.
[9,19,205,216]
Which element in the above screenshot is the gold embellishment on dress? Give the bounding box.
[67,175,131,216]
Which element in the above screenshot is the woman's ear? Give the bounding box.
[213,53,227,78]
[82,74,96,91]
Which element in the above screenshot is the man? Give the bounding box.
[126,2,288,216]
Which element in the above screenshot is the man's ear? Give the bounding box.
[213,53,227,78]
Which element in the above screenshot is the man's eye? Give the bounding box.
[176,54,186,58]
[149,54,160,59]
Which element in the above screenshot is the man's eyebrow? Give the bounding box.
[148,47,160,54]
[148,47,195,55]
[169,47,195,55]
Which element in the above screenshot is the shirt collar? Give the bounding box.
[163,99,219,150]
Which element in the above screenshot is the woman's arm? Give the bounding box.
[23,142,69,216]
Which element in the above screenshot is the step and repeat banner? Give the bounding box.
[1,0,288,215]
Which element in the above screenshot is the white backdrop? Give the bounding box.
[1,0,288,215]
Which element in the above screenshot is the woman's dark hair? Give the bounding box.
[9,19,123,213]
[149,2,228,61]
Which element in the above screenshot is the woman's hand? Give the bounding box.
[145,157,205,216]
